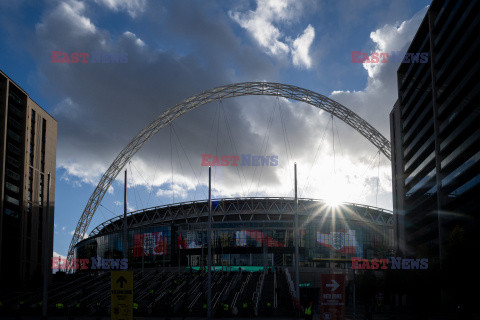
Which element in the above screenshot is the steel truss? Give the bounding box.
[87,197,393,238]
[67,82,392,262]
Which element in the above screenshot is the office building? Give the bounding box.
[390,0,480,258]
[0,70,57,288]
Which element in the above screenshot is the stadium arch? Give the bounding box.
[67,81,392,262]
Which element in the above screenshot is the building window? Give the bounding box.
[38,207,43,241]
[6,169,20,181]
[39,173,44,206]
[30,109,35,166]
[28,168,33,202]
[5,208,19,218]
[5,182,20,193]
[27,205,32,237]
[5,195,20,206]
[41,118,46,172]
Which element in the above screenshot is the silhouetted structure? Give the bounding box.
[390,0,480,259]
[0,70,57,289]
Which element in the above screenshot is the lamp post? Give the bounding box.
[207,166,212,319]
[294,163,300,300]
[123,170,128,262]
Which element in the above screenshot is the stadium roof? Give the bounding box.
[87,197,393,238]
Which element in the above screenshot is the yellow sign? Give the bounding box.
[111,271,133,320]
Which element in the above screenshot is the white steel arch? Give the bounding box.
[67,81,391,261]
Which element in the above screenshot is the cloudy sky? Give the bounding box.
[0,0,430,257]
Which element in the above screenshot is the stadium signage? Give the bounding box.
[111,271,133,319]
[201,154,278,166]
[351,51,428,64]
[351,257,428,270]
[321,274,346,319]
[52,257,128,270]
[51,51,128,63]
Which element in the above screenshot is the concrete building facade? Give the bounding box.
[0,70,57,288]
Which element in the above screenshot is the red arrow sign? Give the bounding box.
[321,274,345,320]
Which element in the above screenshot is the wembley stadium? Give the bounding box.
[44,197,394,317]
[74,197,394,270]
[0,82,396,317]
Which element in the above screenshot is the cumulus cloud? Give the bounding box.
[229,0,291,56]
[36,0,95,37]
[94,0,147,18]
[32,0,278,189]
[364,6,429,78]
[53,251,67,259]
[229,0,315,68]
[21,0,428,225]
[53,97,80,120]
[326,6,429,207]
[122,31,146,47]
[113,200,136,212]
[331,5,428,135]
[292,24,315,69]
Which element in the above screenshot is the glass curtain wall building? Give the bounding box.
[390,0,480,257]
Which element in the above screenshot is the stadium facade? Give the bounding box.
[74,197,394,273]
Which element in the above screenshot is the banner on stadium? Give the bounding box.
[235,230,285,247]
[177,230,286,249]
[316,229,361,255]
[177,231,206,249]
[133,232,167,257]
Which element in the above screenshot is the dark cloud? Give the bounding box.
[5,0,427,212]
[31,0,285,190]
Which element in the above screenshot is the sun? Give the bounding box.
[324,196,342,207]
[323,184,344,207]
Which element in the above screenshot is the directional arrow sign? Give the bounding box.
[326,279,340,292]
[321,274,345,320]
[116,276,127,288]
[111,271,133,320]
